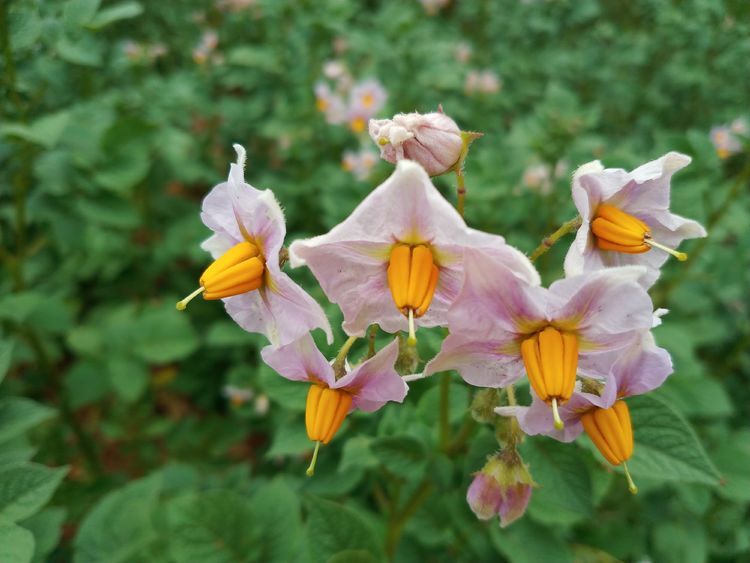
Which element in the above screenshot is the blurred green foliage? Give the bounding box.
[1,0,749,561]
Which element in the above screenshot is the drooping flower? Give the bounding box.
[368,110,465,176]
[466,451,536,527]
[289,160,538,343]
[425,248,654,428]
[496,330,672,493]
[347,79,388,133]
[564,152,707,288]
[176,144,332,348]
[261,334,407,474]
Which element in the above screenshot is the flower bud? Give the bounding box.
[466,452,535,527]
[368,111,464,176]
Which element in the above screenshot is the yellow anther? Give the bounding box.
[387,244,440,346]
[592,204,688,261]
[521,327,579,425]
[581,400,638,493]
[305,384,352,445]
[176,241,265,310]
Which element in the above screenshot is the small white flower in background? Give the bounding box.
[323,60,348,81]
[419,0,450,16]
[342,149,379,180]
[454,42,472,64]
[254,394,270,416]
[347,80,388,134]
[710,118,747,159]
[193,30,219,65]
[465,70,503,95]
[315,82,347,125]
[521,164,552,195]
[122,40,142,60]
[223,385,254,407]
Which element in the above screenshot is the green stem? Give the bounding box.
[456,167,467,217]
[529,216,582,262]
[367,324,378,359]
[439,373,451,450]
[0,0,22,114]
[385,479,433,559]
[331,335,358,378]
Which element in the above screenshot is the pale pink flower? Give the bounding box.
[466,70,502,95]
[467,453,535,527]
[342,149,379,181]
[710,119,746,159]
[425,248,655,425]
[314,82,347,125]
[564,153,707,288]
[521,163,552,195]
[496,330,671,442]
[179,144,332,348]
[193,30,219,65]
[289,160,538,339]
[223,385,254,406]
[347,79,388,134]
[369,110,464,176]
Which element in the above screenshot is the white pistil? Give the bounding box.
[623,462,638,495]
[407,308,417,346]
[551,397,564,430]
[644,236,688,261]
[306,441,321,477]
[176,287,205,311]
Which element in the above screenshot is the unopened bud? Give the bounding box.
[368,111,465,176]
[466,451,535,527]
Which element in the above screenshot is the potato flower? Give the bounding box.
[177,144,332,348]
[496,331,672,493]
[289,160,538,343]
[425,248,654,429]
[261,334,407,475]
[564,153,707,288]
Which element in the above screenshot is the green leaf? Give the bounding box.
[107,357,149,402]
[416,382,470,425]
[328,550,379,563]
[338,436,379,474]
[56,36,103,67]
[74,474,161,563]
[490,518,572,563]
[63,0,101,27]
[0,464,68,523]
[0,341,13,385]
[0,111,72,148]
[251,478,304,561]
[626,395,721,485]
[521,437,593,523]
[86,2,143,29]
[305,496,384,562]
[131,307,198,364]
[0,398,56,444]
[266,423,312,458]
[22,507,67,563]
[711,429,750,502]
[166,490,258,563]
[205,321,256,347]
[0,519,35,563]
[370,436,427,475]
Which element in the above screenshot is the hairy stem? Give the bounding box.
[529,216,582,262]
[332,335,358,378]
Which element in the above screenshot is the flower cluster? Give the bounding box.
[314,66,387,134]
[178,104,706,524]
[193,30,221,65]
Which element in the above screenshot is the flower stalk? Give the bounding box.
[529,216,582,262]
